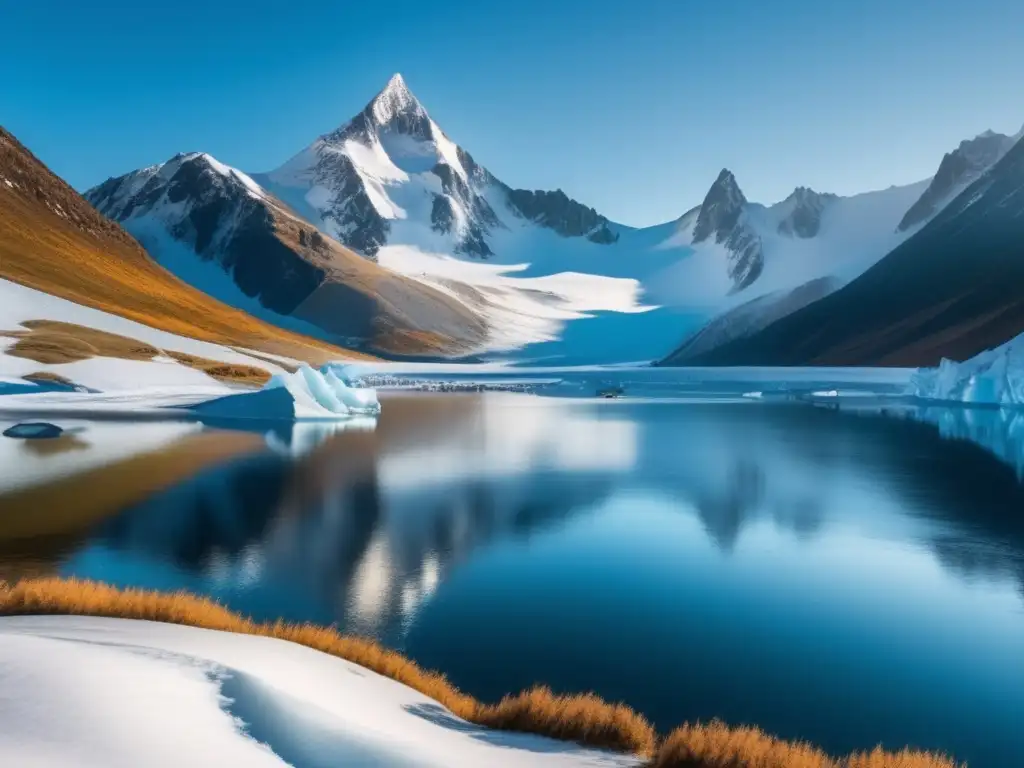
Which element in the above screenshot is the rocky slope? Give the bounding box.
[79,73,1021,364]
[660,127,1017,360]
[87,151,487,356]
[253,74,619,262]
[665,134,1024,367]
[662,276,842,364]
[0,126,367,364]
[897,128,1021,232]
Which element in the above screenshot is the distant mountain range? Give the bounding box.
[8,72,1018,366]
[661,128,1024,367]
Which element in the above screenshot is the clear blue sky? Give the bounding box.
[3,0,1022,227]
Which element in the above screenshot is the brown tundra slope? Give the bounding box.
[1,126,485,362]
[84,151,487,357]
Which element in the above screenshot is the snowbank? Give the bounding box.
[909,334,1024,406]
[0,616,636,768]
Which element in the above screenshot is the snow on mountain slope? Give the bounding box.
[0,125,369,368]
[84,74,1017,365]
[655,126,1020,361]
[257,74,618,261]
[662,276,843,365]
[0,616,637,768]
[87,152,487,357]
[0,277,293,390]
[247,74,661,356]
[669,131,1024,367]
[653,173,930,310]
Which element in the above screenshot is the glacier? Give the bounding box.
[909,333,1024,406]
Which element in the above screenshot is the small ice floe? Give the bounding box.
[741,391,763,399]
[2,422,64,439]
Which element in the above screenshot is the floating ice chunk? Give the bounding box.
[910,333,1024,406]
[190,364,380,421]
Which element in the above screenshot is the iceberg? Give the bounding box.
[188,364,381,421]
[909,333,1024,406]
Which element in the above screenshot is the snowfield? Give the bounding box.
[0,616,636,768]
[0,278,380,422]
[0,277,296,390]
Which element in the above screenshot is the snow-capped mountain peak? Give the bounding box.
[897,128,1017,232]
[255,74,622,263]
[692,168,747,243]
[689,169,762,292]
[325,72,436,148]
[369,73,424,126]
[775,186,838,238]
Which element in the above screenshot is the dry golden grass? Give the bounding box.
[0,579,962,765]
[165,351,270,387]
[4,319,160,364]
[1,320,271,385]
[0,577,656,756]
[0,126,375,365]
[651,721,961,768]
[843,749,964,768]
[4,331,97,364]
[475,686,656,755]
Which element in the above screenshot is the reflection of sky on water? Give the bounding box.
[32,393,1024,767]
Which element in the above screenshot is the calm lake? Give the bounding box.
[2,392,1023,767]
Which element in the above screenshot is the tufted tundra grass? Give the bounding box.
[650,721,961,768]
[0,578,962,766]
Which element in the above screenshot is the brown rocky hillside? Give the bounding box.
[0,126,369,364]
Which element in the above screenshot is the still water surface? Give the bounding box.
[2,393,1023,766]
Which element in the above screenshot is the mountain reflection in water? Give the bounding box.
[58,394,1024,634]
[6,392,1023,766]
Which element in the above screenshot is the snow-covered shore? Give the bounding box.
[0,365,380,422]
[0,616,634,768]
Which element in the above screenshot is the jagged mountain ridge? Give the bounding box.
[658,125,1016,362]
[0,126,366,364]
[83,74,1020,364]
[255,74,617,263]
[663,131,1024,367]
[86,151,487,356]
[897,127,1022,232]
